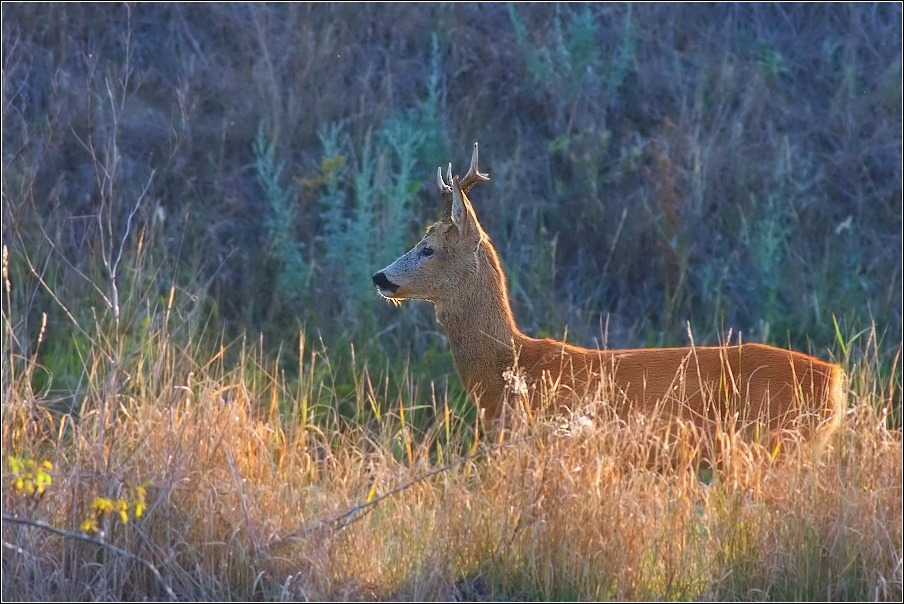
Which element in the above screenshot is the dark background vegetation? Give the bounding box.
[3,3,901,416]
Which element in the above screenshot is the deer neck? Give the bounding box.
[433,242,527,400]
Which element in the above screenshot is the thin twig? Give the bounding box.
[112,171,154,283]
[2,513,177,601]
[269,414,580,547]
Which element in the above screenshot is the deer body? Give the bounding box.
[373,143,845,438]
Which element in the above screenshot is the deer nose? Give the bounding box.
[372,271,399,293]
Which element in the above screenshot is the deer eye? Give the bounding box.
[421,247,434,258]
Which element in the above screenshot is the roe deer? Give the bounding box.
[372,143,845,442]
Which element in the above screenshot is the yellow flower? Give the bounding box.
[81,518,98,533]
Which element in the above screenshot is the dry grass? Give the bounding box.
[2,307,901,601]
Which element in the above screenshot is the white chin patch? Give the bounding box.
[378,290,404,306]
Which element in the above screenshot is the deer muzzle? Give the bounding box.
[372,271,400,295]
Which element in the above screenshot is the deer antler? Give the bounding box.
[437,142,490,197]
[437,165,452,198]
[459,142,490,193]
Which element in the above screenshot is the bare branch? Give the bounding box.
[268,414,583,547]
[2,513,177,600]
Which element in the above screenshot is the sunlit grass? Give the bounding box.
[2,298,901,600]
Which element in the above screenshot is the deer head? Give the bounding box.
[372,142,490,303]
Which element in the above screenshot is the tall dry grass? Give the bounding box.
[2,276,901,600]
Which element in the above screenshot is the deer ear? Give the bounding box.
[450,176,475,238]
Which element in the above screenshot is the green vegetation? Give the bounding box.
[2,4,901,600]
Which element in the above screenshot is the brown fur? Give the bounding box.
[373,143,846,441]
